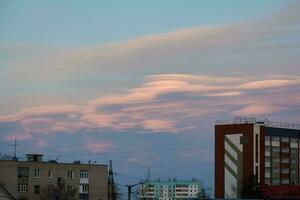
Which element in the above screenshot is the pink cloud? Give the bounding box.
[232,105,286,116]
[239,79,300,90]
[143,119,178,133]
[4,132,32,141]
[0,74,299,135]
[85,141,113,154]
[36,139,49,148]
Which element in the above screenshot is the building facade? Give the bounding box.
[140,178,202,200]
[0,154,108,200]
[215,117,300,199]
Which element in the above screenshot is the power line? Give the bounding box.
[114,172,142,181]
[51,144,214,158]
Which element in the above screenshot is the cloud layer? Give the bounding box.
[1,74,300,144]
[0,2,300,154]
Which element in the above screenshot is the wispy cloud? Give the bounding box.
[0,2,300,150]
[2,1,300,85]
[0,74,299,142]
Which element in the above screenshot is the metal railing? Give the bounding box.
[216,117,300,130]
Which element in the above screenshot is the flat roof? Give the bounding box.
[0,159,107,167]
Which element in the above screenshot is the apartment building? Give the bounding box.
[215,117,300,199]
[0,154,107,200]
[140,178,202,200]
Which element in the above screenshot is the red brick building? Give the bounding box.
[215,117,300,199]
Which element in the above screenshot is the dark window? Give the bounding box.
[57,177,62,186]
[255,134,258,163]
[34,169,41,178]
[240,135,248,144]
[48,169,53,178]
[67,170,74,179]
[48,184,54,194]
[68,185,73,192]
[34,185,40,194]
[79,193,89,200]
[18,167,29,177]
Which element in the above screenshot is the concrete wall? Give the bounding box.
[0,160,108,200]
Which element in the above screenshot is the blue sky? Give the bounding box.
[1,0,300,197]
[0,0,287,45]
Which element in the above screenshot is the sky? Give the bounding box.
[1,0,300,197]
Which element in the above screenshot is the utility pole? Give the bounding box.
[126,182,142,200]
[108,160,116,200]
[9,138,19,161]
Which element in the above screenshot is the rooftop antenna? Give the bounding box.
[9,138,19,161]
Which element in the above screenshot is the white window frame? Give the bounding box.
[48,169,53,178]
[18,184,27,192]
[67,170,74,179]
[34,169,41,178]
[80,184,89,193]
[80,170,89,179]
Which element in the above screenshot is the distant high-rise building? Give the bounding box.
[215,117,300,199]
[140,178,203,200]
[0,153,108,200]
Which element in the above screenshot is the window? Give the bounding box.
[48,185,54,194]
[291,138,298,143]
[265,167,270,173]
[80,170,89,178]
[281,147,289,153]
[281,137,289,142]
[79,193,89,199]
[48,169,53,178]
[291,158,297,164]
[34,169,41,178]
[67,170,74,179]
[265,146,270,151]
[281,157,289,163]
[80,184,89,193]
[265,136,270,141]
[265,157,270,162]
[272,157,280,163]
[67,185,73,192]
[34,185,40,194]
[291,148,298,154]
[291,169,297,174]
[18,184,27,192]
[272,179,280,185]
[272,147,279,152]
[18,167,29,177]
[272,168,280,173]
[281,179,289,184]
[272,136,280,142]
[291,180,298,185]
[281,168,289,174]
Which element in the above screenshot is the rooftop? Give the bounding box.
[216,117,300,130]
[143,178,201,185]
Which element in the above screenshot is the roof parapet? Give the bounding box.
[216,117,300,130]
